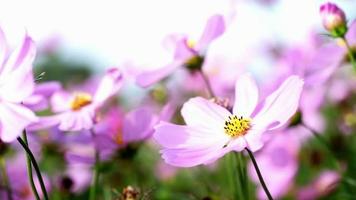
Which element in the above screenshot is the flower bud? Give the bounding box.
[320,2,347,37]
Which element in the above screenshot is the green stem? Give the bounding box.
[22,132,41,200]
[245,148,273,200]
[17,136,49,200]
[89,130,100,200]
[0,157,13,200]
[341,36,356,72]
[198,70,215,98]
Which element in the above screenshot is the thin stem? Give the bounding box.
[89,129,100,200]
[198,70,215,98]
[22,132,41,200]
[245,148,273,200]
[17,136,49,200]
[0,157,13,200]
[341,36,356,72]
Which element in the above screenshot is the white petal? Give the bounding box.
[254,76,304,130]
[233,73,259,117]
[181,97,231,132]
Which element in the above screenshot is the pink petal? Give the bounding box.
[135,60,182,88]
[27,115,61,131]
[93,68,123,105]
[254,76,304,130]
[50,91,72,113]
[181,97,231,132]
[154,122,228,149]
[346,20,356,45]
[0,28,8,66]
[244,129,264,152]
[161,145,225,167]
[154,122,228,167]
[233,73,259,117]
[58,107,95,131]
[0,102,37,142]
[173,37,196,60]
[0,35,36,102]
[195,14,225,51]
[225,137,247,152]
[123,107,157,143]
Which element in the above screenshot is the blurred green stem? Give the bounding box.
[22,131,41,200]
[245,148,273,200]
[0,157,13,200]
[89,129,100,200]
[341,36,356,72]
[17,132,49,200]
[198,70,215,98]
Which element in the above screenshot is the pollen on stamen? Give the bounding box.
[70,92,93,111]
[223,115,251,137]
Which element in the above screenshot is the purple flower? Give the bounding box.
[29,68,123,132]
[136,14,225,87]
[154,73,304,167]
[94,106,160,153]
[320,2,347,36]
[0,28,38,142]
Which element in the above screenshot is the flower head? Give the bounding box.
[29,68,123,132]
[154,73,304,167]
[320,2,347,37]
[136,14,225,87]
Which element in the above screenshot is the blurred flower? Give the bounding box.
[57,163,92,194]
[95,107,158,151]
[29,68,123,132]
[154,73,303,167]
[136,14,225,87]
[0,154,50,200]
[249,129,301,199]
[298,170,340,200]
[0,27,38,142]
[320,2,347,37]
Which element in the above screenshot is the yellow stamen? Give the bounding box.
[224,115,251,137]
[113,130,124,145]
[70,92,92,111]
[336,38,346,47]
[186,38,196,49]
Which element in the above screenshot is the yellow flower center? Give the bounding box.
[70,92,92,111]
[186,38,196,49]
[113,129,124,145]
[224,115,251,137]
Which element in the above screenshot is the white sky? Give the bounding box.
[0,0,354,70]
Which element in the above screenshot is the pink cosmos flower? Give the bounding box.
[136,14,225,87]
[29,68,123,132]
[95,107,159,151]
[0,28,38,142]
[154,73,304,167]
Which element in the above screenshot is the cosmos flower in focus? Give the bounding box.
[0,28,38,142]
[154,73,304,167]
[136,14,225,87]
[29,68,123,132]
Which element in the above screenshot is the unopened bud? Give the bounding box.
[320,2,347,37]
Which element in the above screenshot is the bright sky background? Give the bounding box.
[0,0,355,71]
